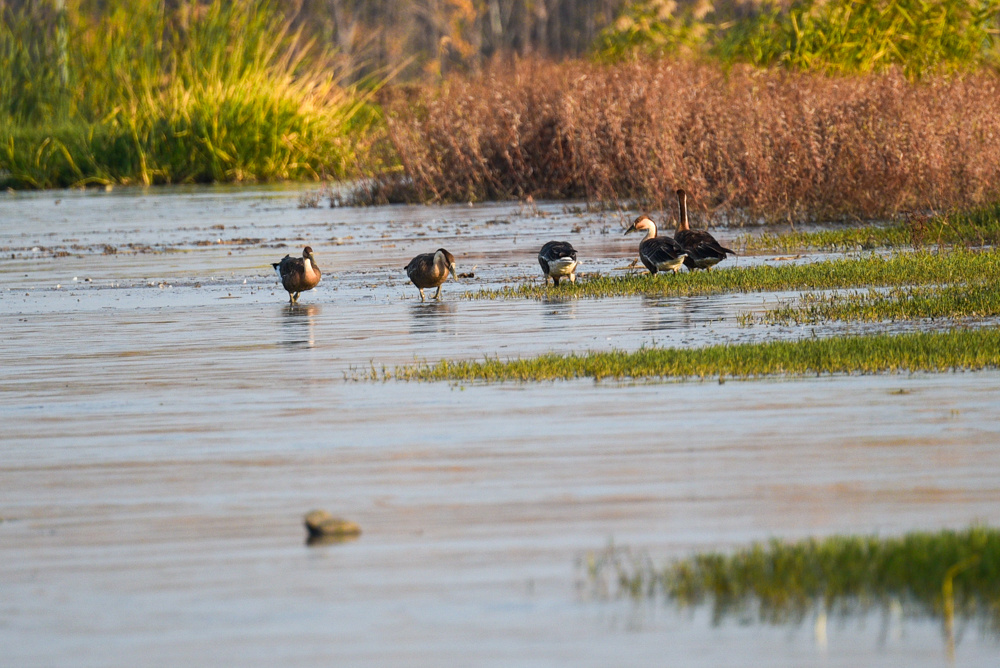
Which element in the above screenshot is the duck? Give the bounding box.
[272,246,321,303]
[405,248,457,301]
[623,215,688,275]
[674,189,735,271]
[538,241,578,286]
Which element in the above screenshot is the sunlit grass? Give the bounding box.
[472,249,1000,300]
[378,328,1000,382]
[586,527,1000,626]
[0,1,380,188]
[739,203,1000,253]
[751,283,1000,326]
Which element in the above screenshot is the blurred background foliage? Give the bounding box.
[2,1,999,189]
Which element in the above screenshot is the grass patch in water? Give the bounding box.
[751,283,1000,326]
[586,527,1000,627]
[740,203,1000,253]
[473,249,1000,301]
[381,328,1000,382]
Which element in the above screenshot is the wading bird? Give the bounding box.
[405,248,457,301]
[537,241,579,286]
[273,246,321,303]
[674,189,736,271]
[624,215,688,275]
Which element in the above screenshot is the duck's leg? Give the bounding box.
[433,286,442,300]
[289,292,298,304]
[569,273,576,283]
[418,288,425,301]
[552,276,560,287]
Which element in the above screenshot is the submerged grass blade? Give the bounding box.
[385,328,1000,382]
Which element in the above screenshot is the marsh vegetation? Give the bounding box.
[0,0,378,188]
[377,328,1000,382]
[472,249,1000,300]
[586,527,1000,627]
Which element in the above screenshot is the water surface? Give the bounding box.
[2,186,998,666]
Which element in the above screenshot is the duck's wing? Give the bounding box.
[677,230,735,258]
[275,255,303,279]
[405,253,433,278]
[540,241,577,261]
[642,237,687,265]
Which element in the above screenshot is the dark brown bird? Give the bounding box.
[623,215,688,275]
[405,248,457,301]
[272,246,321,303]
[538,241,579,286]
[674,189,735,271]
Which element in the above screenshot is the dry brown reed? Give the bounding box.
[372,59,1000,223]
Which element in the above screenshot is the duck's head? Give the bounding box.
[302,246,316,261]
[436,248,458,280]
[624,215,656,237]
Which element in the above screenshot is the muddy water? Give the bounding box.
[2,186,999,667]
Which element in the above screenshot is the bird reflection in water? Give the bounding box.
[409,300,457,335]
[541,298,578,321]
[280,303,320,348]
[640,294,728,332]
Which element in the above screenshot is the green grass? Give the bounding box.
[380,328,1000,382]
[472,249,1000,301]
[596,0,1000,79]
[587,527,1000,625]
[0,0,380,188]
[739,203,1000,253]
[752,283,1000,326]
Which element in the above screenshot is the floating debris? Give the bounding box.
[304,509,361,545]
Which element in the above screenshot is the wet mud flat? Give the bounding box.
[2,186,999,666]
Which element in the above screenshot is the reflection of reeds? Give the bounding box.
[474,249,1000,300]
[586,527,1000,632]
[0,1,379,188]
[373,59,1000,220]
[386,327,1000,381]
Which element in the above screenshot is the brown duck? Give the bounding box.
[674,189,735,271]
[405,248,457,301]
[624,215,688,275]
[272,246,321,303]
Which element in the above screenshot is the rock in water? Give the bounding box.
[304,509,361,542]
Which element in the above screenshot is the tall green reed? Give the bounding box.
[0,0,378,188]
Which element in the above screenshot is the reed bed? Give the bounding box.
[0,1,377,188]
[381,328,1000,382]
[740,202,1000,252]
[587,527,1000,625]
[753,283,1000,325]
[473,249,1000,300]
[372,59,1000,220]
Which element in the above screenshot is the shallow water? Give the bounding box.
[2,186,999,666]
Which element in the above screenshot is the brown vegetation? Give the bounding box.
[373,59,1000,222]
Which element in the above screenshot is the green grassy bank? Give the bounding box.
[379,328,1000,382]
[473,249,1000,301]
